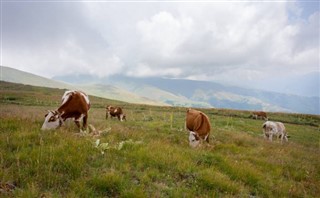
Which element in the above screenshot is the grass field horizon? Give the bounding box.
[1,81,319,197]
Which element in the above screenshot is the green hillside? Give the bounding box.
[0,66,74,89]
[0,81,319,197]
[0,66,165,106]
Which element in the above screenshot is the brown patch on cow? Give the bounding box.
[186,108,211,146]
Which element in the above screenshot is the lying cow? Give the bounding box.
[41,90,90,131]
[186,108,211,148]
[251,111,268,120]
[262,121,288,143]
[106,105,126,121]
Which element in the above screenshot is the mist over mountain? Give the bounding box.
[0,66,165,106]
[240,72,320,97]
[1,66,318,114]
[53,73,320,115]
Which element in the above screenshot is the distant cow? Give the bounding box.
[262,121,288,143]
[41,90,90,130]
[186,108,211,148]
[251,111,268,120]
[106,105,126,121]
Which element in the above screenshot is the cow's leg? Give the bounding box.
[205,134,209,143]
[284,134,288,142]
[269,134,273,142]
[120,114,124,122]
[280,133,284,144]
[83,113,88,129]
[74,120,81,128]
[107,112,111,120]
[74,115,82,129]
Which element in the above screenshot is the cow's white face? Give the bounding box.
[41,111,61,130]
[263,122,277,135]
[189,131,200,148]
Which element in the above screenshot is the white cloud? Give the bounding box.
[2,1,319,91]
[126,63,182,77]
[137,11,193,59]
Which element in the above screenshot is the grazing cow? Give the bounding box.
[262,121,288,143]
[251,111,268,120]
[186,108,211,148]
[106,105,126,121]
[41,90,90,130]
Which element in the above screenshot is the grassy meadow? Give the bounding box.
[0,81,320,197]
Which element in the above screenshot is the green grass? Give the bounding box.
[0,81,320,197]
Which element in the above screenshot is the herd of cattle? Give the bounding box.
[41,90,289,147]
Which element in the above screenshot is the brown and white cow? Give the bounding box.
[106,105,126,121]
[262,121,288,143]
[41,90,90,131]
[251,111,268,120]
[186,108,211,148]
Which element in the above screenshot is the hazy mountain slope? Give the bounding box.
[80,84,167,106]
[0,66,165,106]
[53,74,212,108]
[246,72,320,97]
[117,76,319,114]
[104,75,319,114]
[104,78,212,108]
[53,74,319,114]
[1,66,74,89]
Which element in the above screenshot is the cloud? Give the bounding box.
[126,63,182,77]
[130,2,319,82]
[2,2,121,77]
[1,1,319,90]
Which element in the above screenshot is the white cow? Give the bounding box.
[262,121,288,143]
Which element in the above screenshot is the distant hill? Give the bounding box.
[0,66,74,89]
[53,74,212,108]
[245,72,320,97]
[54,74,320,115]
[2,66,319,114]
[0,66,165,106]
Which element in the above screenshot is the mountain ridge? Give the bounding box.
[0,66,165,106]
[1,66,319,114]
[53,73,320,114]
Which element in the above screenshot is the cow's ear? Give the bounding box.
[45,110,51,117]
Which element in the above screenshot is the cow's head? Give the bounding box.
[106,105,112,112]
[189,131,200,148]
[262,121,275,134]
[41,110,62,130]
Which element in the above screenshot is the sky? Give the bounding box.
[1,0,319,95]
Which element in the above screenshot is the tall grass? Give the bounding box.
[0,81,319,197]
